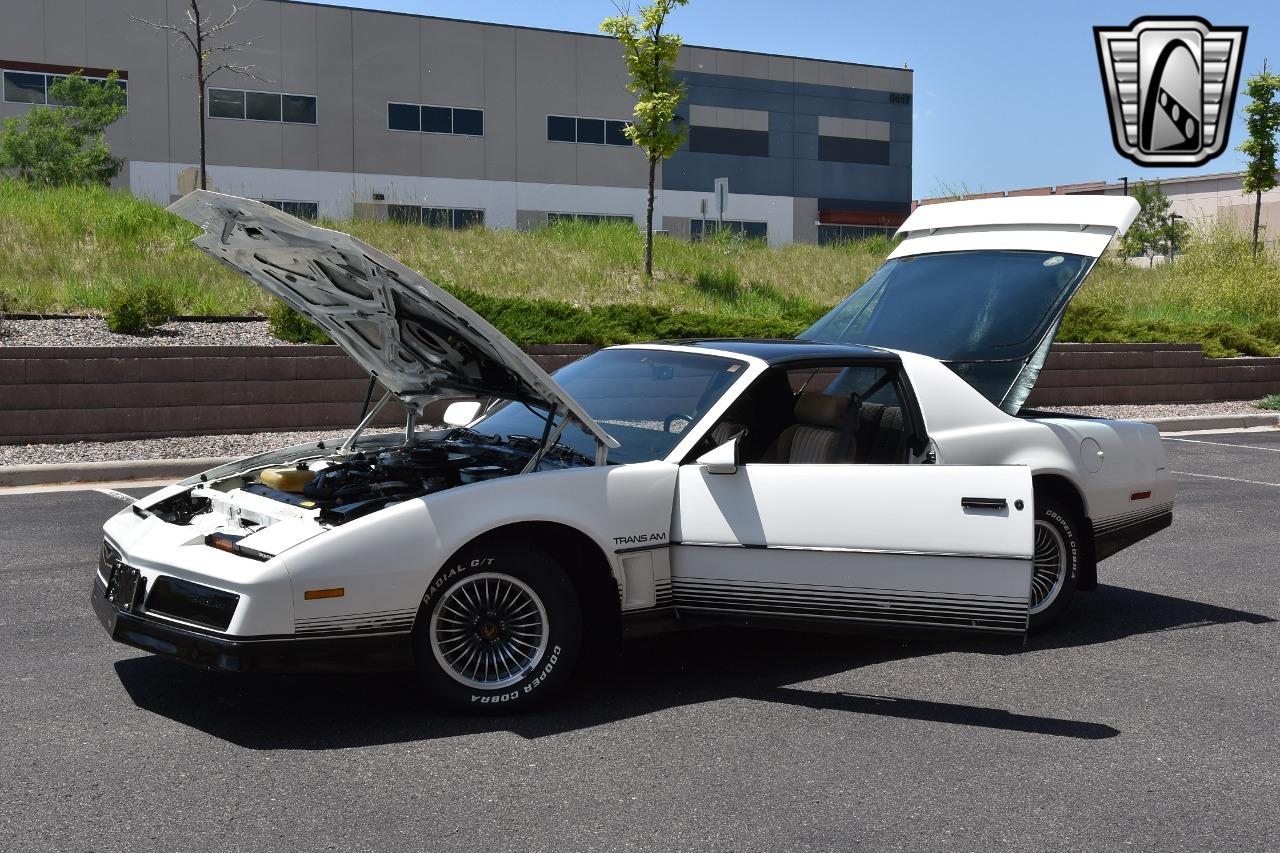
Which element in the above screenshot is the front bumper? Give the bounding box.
[91,579,413,674]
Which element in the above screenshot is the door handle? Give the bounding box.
[961,497,1007,510]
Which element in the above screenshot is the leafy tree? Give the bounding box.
[1238,59,1280,259]
[135,1,264,192]
[1121,180,1189,266]
[601,0,690,278]
[0,72,127,186]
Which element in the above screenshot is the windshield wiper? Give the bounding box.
[547,442,596,467]
[448,426,500,445]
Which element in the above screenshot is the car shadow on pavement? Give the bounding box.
[113,584,1273,750]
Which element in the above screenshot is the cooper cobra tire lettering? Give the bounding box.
[1028,498,1083,634]
[1044,508,1080,579]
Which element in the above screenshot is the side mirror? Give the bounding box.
[442,400,481,427]
[696,435,741,475]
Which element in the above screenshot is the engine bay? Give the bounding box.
[144,431,594,542]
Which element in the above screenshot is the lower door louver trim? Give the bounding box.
[671,577,1028,632]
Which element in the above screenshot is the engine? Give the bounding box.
[146,433,590,531]
[238,446,514,525]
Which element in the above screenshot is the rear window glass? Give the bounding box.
[805,250,1093,361]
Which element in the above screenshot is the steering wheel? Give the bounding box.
[663,413,696,434]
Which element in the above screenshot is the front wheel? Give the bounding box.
[413,540,582,713]
[1027,497,1082,633]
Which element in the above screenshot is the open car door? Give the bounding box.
[671,460,1035,634]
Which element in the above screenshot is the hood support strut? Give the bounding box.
[520,404,570,474]
[341,390,395,453]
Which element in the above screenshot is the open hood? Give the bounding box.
[804,195,1140,413]
[169,191,617,449]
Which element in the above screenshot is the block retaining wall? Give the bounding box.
[1025,343,1280,407]
[0,342,1275,445]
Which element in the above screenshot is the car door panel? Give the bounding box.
[671,463,1034,633]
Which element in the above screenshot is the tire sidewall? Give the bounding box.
[1029,498,1082,633]
[412,541,581,712]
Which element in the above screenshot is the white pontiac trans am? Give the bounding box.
[93,191,1174,711]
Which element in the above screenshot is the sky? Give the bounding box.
[304,0,1280,198]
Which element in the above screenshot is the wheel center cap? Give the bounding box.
[479,621,499,641]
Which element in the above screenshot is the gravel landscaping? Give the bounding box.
[0,318,290,348]
[1045,401,1274,419]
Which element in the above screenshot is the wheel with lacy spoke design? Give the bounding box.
[413,540,581,712]
[1028,496,1081,633]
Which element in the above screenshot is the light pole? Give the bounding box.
[1167,212,1185,261]
[1118,176,1129,196]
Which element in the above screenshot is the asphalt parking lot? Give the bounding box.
[1,432,1277,853]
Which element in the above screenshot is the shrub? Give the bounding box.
[105,281,176,335]
[267,300,331,344]
[0,72,127,187]
[1258,395,1280,411]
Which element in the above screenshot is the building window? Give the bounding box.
[2,67,127,106]
[388,102,420,132]
[688,126,769,158]
[388,205,485,229]
[208,88,316,124]
[691,219,768,241]
[576,117,605,145]
[208,88,244,119]
[282,94,316,125]
[263,200,319,220]
[546,115,632,146]
[452,108,483,136]
[547,115,576,142]
[422,105,451,133]
[245,90,281,122]
[548,213,634,226]
[3,71,46,103]
[817,136,890,165]
[817,224,895,245]
[604,120,631,146]
[387,103,484,137]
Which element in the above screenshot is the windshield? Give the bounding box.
[803,250,1093,361]
[469,348,747,464]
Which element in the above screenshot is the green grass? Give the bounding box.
[1,179,1278,352]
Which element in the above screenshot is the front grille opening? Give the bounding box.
[146,577,240,631]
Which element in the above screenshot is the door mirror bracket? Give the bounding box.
[697,434,742,475]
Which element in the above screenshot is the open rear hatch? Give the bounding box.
[804,195,1140,413]
[168,191,616,449]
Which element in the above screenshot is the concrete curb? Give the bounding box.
[1140,413,1280,433]
[0,457,234,488]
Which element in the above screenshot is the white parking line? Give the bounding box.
[0,479,172,497]
[1171,470,1280,488]
[1164,437,1280,453]
[94,488,137,503]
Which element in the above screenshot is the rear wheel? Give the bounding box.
[1027,497,1082,633]
[413,540,582,713]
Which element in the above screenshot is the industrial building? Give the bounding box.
[0,0,914,245]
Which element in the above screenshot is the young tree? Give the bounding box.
[601,0,690,278]
[134,1,263,192]
[0,72,128,186]
[1237,59,1280,259]
[1121,180,1187,266]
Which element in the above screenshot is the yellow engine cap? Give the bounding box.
[259,467,315,493]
